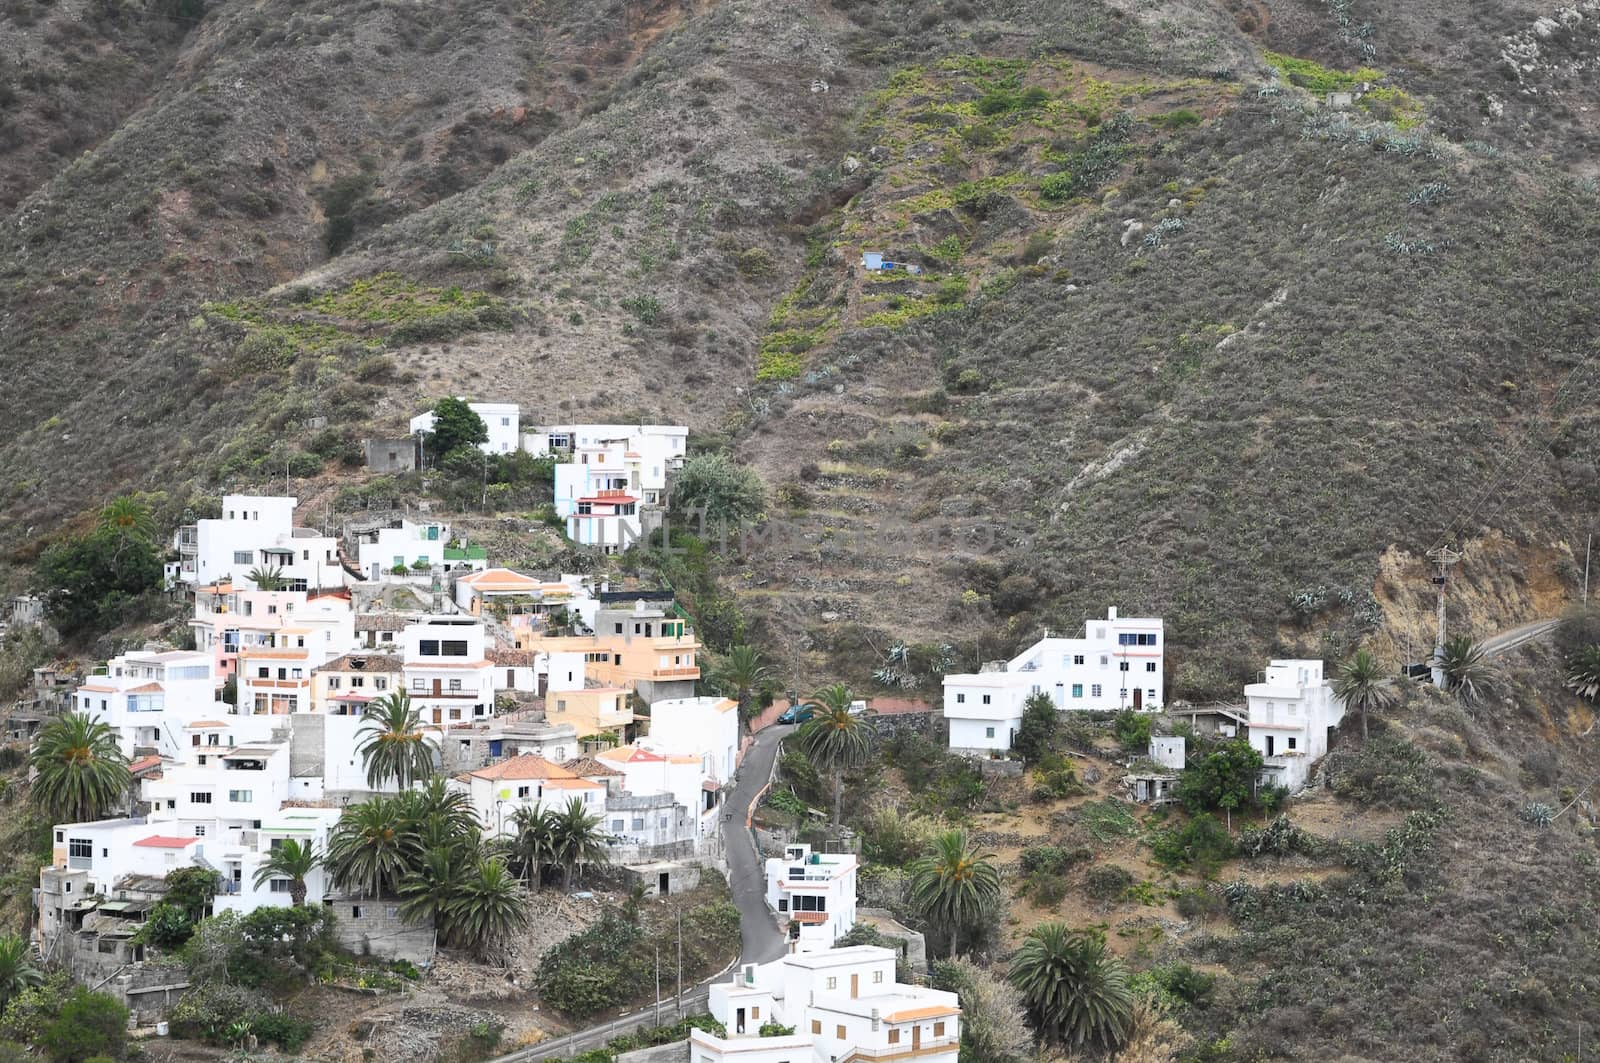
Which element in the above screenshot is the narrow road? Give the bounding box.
[490,723,792,1062]
[725,722,792,965]
[1480,618,1563,657]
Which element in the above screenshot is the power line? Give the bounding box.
[1429,348,1600,552]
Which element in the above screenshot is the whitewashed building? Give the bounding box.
[448,755,605,838]
[1245,660,1345,792]
[355,518,450,581]
[765,844,858,953]
[703,946,960,1063]
[189,496,343,592]
[944,607,1165,754]
[74,651,220,758]
[410,401,520,456]
[400,617,495,726]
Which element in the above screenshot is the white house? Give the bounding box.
[74,651,220,758]
[409,401,520,455]
[1245,659,1345,792]
[765,843,858,953]
[704,946,960,1063]
[400,617,495,726]
[644,696,740,785]
[944,607,1165,754]
[448,755,605,838]
[524,423,687,508]
[191,496,343,592]
[596,744,718,834]
[355,518,449,581]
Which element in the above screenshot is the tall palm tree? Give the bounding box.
[251,838,319,906]
[246,565,288,591]
[713,645,769,733]
[550,798,610,888]
[0,934,43,1013]
[796,684,873,824]
[1009,923,1133,1051]
[397,846,468,935]
[445,858,530,960]
[97,496,155,543]
[507,805,558,890]
[1333,649,1395,740]
[357,692,435,790]
[393,778,479,847]
[326,797,410,897]
[1434,635,1498,704]
[907,829,1002,957]
[1564,645,1600,701]
[31,713,129,823]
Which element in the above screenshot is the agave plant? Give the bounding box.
[1433,635,1498,704]
[1564,645,1600,701]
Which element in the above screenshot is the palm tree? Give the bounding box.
[507,805,558,890]
[0,934,43,1012]
[1009,923,1133,1051]
[445,858,530,960]
[796,684,873,824]
[357,692,435,790]
[1333,649,1395,740]
[246,565,288,591]
[550,798,610,888]
[326,797,410,897]
[251,838,319,906]
[713,645,769,733]
[397,846,468,935]
[393,778,480,848]
[97,496,155,542]
[1434,635,1498,703]
[31,713,129,823]
[1565,645,1600,701]
[907,829,1001,957]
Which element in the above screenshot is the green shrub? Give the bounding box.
[1325,736,1432,809]
[1114,710,1151,750]
[1154,108,1201,129]
[1085,864,1134,900]
[1149,813,1234,876]
[1026,871,1068,907]
[1174,886,1225,921]
[1020,844,1091,875]
[621,294,663,325]
[736,247,776,279]
[251,1011,316,1052]
[38,987,127,1063]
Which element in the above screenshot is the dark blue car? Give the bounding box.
[777,705,814,725]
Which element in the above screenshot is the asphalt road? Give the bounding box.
[1479,618,1563,657]
[725,722,792,965]
[492,722,792,1061]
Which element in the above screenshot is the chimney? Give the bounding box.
[871,1008,880,1031]
[1107,606,1118,620]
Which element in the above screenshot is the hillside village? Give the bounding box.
[0,395,1593,1063]
[3,0,1600,1058]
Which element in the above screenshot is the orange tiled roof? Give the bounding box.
[466,755,577,781]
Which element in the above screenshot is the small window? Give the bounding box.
[826,977,837,990]
[194,825,206,837]
[873,970,884,983]
[351,905,362,919]
[412,679,426,691]
[1071,684,1083,698]
[1092,684,1102,697]
[418,640,440,656]
[985,726,995,739]
[441,640,469,657]
[233,551,253,565]
[1287,737,1297,750]
[1073,654,1085,665]
[981,694,991,705]
[778,898,788,912]
[448,679,462,692]
[810,1021,821,1035]
[1119,661,1130,672]
[191,791,212,804]
[889,1029,900,1045]
[934,1021,946,1037]
[955,693,965,704]
[1146,662,1157,672]
[751,1006,760,1019]
[836,1025,847,1040]
[517,786,531,798]
[68,838,92,859]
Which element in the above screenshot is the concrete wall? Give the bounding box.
[364,438,418,473]
[326,898,435,964]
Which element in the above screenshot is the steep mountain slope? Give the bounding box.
[0,0,1596,678]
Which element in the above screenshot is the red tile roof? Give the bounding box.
[133,835,198,849]
[466,755,578,781]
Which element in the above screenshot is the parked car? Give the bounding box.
[777,705,814,725]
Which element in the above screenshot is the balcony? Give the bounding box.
[648,667,699,679]
[839,1036,960,1061]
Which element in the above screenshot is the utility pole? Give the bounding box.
[1427,545,1463,688]
[654,943,661,1026]
[676,910,683,1017]
[1585,533,1592,607]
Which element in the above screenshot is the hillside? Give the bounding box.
[1,0,1597,663]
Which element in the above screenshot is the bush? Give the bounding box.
[1020,845,1091,875]
[1026,871,1068,907]
[1325,736,1432,809]
[1149,813,1234,876]
[1032,752,1087,800]
[133,902,193,950]
[1085,865,1134,900]
[1114,710,1151,751]
[1174,739,1263,816]
[1238,815,1321,858]
[168,983,269,1043]
[621,294,663,325]
[38,987,127,1063]
[251,1011,316,1052]
[1174,886,1225,921]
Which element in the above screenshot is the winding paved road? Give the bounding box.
[725,722,792,965]
[492,723,792,1061]
[1479,618,1563,657]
